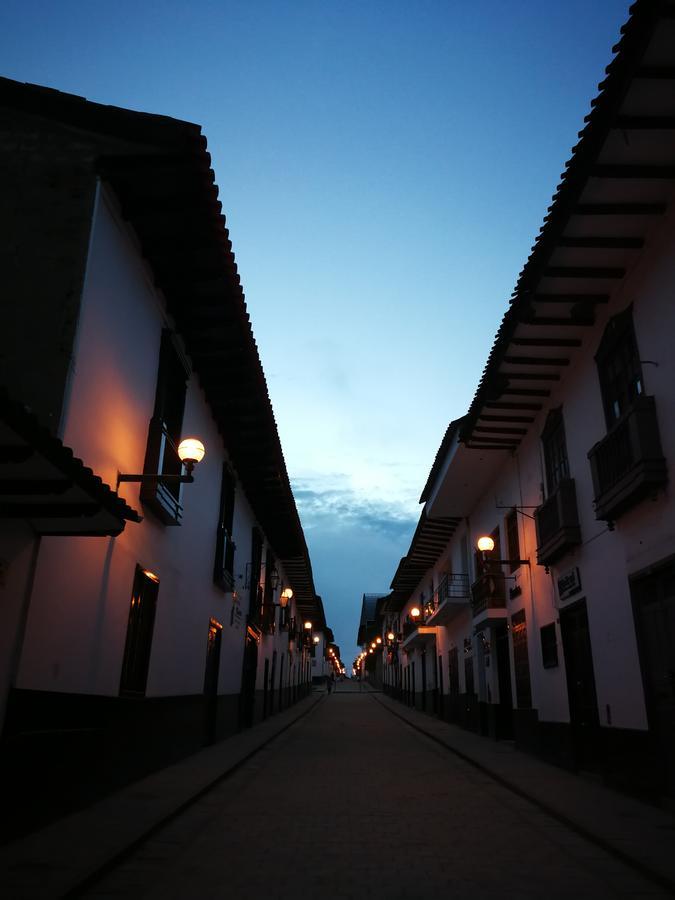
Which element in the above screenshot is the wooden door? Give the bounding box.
[560,600,599,768]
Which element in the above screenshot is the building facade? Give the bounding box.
[0,79,327,838]
[363,1,675,805]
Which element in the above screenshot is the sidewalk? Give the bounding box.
[373,691,675,894]
[0,693,324,900]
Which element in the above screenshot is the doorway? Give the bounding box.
[240,627,259,728]
[495,622,513,739]
[203,618,222,745]
[632,562,675,801]
[559,599,599,769]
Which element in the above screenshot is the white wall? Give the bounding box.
[14,186,288,702]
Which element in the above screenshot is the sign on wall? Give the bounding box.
[230,593,243,629]
[557,567,582,604]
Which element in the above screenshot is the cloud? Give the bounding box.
[292,476,417,541]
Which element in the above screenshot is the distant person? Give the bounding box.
[327,671,335,694]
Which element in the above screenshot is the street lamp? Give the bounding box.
[118,436,206,485]
[410,606,421,621]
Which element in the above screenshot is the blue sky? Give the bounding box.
[1,0,631,663]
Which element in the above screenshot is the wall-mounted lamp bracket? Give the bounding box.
[117,472,194,488]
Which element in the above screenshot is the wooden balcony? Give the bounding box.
[471,572,506,619]
[426,574,471,625]
[588,396,667,523]
[534,478,581,567]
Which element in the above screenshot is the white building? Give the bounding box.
[375,1,675,804]
[0,78,326,837]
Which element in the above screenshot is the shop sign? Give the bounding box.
[557,567,582,603]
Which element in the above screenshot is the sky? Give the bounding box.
[1,0,632,664]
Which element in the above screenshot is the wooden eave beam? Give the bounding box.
[474,426,527,435]
[497,388,551,397]
[521,317,593,327]
[510,337,582,347]
[0,502,100,517]
[635,66,675,79]
[591,165,675,179]
[503,356,569,366]
[573,202,666,215]
[503,372,560,381]
[479,414,535,423]
[0,479,72,495]
[464,444,516,451]
[614,116,675,129]
[555,237,643,249]
[484,401,543,410]
[529,293,609,304]
[543,266,625,278]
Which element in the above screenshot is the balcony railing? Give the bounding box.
[140,417,184,525]
[534,478,581,567]
[588,396,667,523]
[425,574,471,624]
[470,572,506,617]
[438,573,471,602]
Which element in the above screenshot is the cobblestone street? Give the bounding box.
[81,686,669,900]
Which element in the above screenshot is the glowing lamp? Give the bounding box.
[280,587,293,608]
[376,637,382,644]
[313,635,320,644]
[387,631,395,641]
[177,438,205,467]
[477,535,495,554]
[304,621,312,630]
[410,606,421,620]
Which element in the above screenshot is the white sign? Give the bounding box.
[557,567,582,603]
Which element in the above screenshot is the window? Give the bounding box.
[540,623,559,669]
[511,609,532,708]
[120,566,160,696]
[506,510,520,573]
[595,306,644,428]
[214,465,236,591]
[248,527,263,624]
[261,547,276,634]
[140,330,190,525]
[541,407,570,495]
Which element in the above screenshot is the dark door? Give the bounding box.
[262,657,270,719]
[495,623,513,739]
[437,655,444,719]
[632,563,675,800]
[240,630,258,728]
[560,600,599,768]
[203,619,222,745]
[421,652,427,711]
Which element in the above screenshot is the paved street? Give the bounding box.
[81,685,669,900]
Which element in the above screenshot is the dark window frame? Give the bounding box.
[214,464,236,591]
[140,330,190,525]
[541,407,570,496]
[595,306,644,429]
